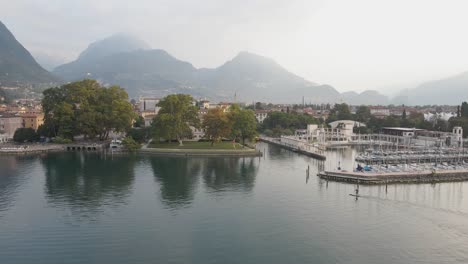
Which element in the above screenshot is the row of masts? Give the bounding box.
[356,147,468,165]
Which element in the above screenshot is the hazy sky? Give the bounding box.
[2,0,468,94]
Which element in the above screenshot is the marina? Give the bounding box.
[356,149,468,164]
[319,145,468,185]
[319,146,468,185]
[259,122,468,185]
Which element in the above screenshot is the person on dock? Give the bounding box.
[357,164,363,172]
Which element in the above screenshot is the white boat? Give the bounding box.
[110,139,123,149]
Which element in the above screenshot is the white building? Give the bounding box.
[139,97,161,113]
[453,126,463,148]
[369,106,390,118]
[424,112,456,122]
[199,100,210,109]
[190,127,205,141]
[294,120,366,143]
[0,114,22,142]
[329,120,366,138]
[255,110,270,123]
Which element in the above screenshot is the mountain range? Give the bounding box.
[2,19,468,105]
[392,72,468,105]
[53,35,342,103]
[0,21,57,86]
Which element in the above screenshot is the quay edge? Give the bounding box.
[259,137,326,160]
[318,170,468,184]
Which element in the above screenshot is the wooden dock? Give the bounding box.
[317,170,468,184]
[260,137,326,160]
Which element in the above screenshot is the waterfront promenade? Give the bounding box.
[259,136,326,160]
[0,144,63,154]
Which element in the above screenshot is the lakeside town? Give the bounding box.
[0,80,465,150]
[0,80,463,146]
[3,79,468,184]
[4,79,468,185]
[5,2,468,263]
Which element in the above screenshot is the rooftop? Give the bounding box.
[382,127,424,131]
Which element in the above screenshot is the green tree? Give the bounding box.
[37,123,55,138]
[335,103,352,120]
[151,94,200,145]
[127,127,150,143]
[229,105,257,146]
[261,111,318,136]
[134,116,145,128]
[202,108,232,146]
[254,102,264,110]
[13,128,38,142]
[462,102,468,117]
[355,105,371,122]
[122,136,141,151]
[53,102,75,139]
[42,80,135,141]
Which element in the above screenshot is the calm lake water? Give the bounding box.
[1,142,468,264]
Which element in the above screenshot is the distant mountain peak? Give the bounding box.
[228,51,277,65]
[77,33,150,61]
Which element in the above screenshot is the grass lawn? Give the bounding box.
[148,141,245,150]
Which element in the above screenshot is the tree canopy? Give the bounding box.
[202,108,232,145]
[260,111,318,136]
[327,103,353,122]
[42,79,135,140]
[13,128,38,142]
[151,94,200,145]
[122,136,141,151]
[229,104,258,146]
[461,102,468,118]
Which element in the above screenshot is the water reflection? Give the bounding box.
[202,158,257,193]
[150,157,258,208]
[0,156,36,214]
[150,157,202,208]
[42,152,136,212]
[325,147,356,171]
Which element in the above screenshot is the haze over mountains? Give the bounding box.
[0,21,57,86]
[393,72,468,105]
[53,34,342,103]
[1,19,468,105]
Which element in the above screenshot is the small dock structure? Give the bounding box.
[65,143,106,151]
[318,169,468,184]
[260,136,326,160]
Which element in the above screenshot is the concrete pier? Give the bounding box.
[260,137,326,160]
[317,170,468,184]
